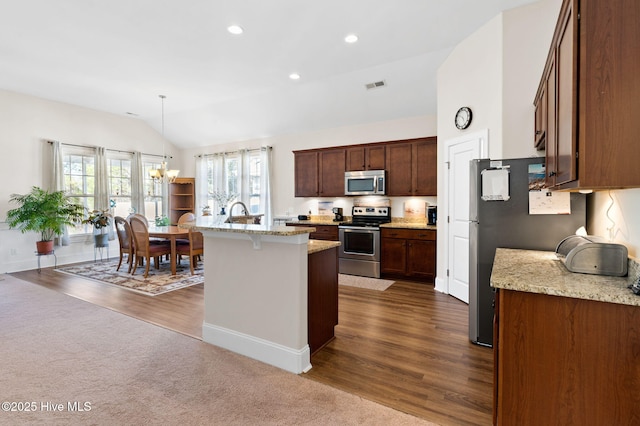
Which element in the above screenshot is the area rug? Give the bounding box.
[57,259,203,296]
[338,273,395,291]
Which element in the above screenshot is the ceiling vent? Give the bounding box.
[365,80,386,90]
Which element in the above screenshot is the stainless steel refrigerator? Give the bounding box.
[469,158,586,346]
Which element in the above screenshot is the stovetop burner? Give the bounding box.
[339,206,391,228]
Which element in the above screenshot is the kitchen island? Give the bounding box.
[182,219,339,374]
[491,248,640,425]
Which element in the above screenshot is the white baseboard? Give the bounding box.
[202,322,311,374]
[434,276,448,294]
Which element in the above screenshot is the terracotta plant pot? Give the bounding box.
[36,240,54,254]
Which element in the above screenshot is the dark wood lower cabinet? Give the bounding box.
[381,228,436,283]
[286,223,339,241]
[495,289,640,425]
[308,246,338,355]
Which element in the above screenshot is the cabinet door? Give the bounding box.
[380,238,407,275]
[534,83,547,150]
[366,146,386,170]
[407,240,435,279]
[413,140,437,196]
[346,146,386,171]
[319,149,346,197]
[346,147,366,171]
[545,57,557,188]
[555,1,577,186]
[386,143,413,196]
[294,152,319,197]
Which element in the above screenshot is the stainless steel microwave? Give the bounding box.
[344,170,386,196]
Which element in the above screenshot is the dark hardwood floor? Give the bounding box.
[11,263,493,426]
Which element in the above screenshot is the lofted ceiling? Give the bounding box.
[0,0,536,148]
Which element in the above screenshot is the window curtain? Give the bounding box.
[131,151,145,216]
[50,141,69,246]
[239,149,250,210]
[195,155,209,215]
[210,153,226,214]
[259,147,273,225]
[94,147,114,240]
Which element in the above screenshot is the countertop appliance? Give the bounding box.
[427,206,437,225]
[338,205,391,278]
[332,207,344,222]
[555,235,628,276]
[344,170,386,196]
[469,157,586,347]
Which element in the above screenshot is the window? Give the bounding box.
[205,149,265,215]
[108,155,132,219]
[62,147,95,234]
[142,158,165,220]
[247,153,261,214]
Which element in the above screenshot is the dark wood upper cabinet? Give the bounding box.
[386,137,437,196]
[386,143,413,196]
[294,137,436,197]
[294,151,319,197]
[346,145,386,171]
[413,139,437,196]
[293,148,345,197]
[537,0,640,190]
[318,149,346,197]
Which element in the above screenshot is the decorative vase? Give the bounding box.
[94,233,109,248]
[220,207,226,215]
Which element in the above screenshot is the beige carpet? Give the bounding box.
[57,259,203,296]
[0,275,436,426]
[339,273,395,291]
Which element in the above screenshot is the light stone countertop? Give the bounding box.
[181,218,314,237]
[491,248,640,307]
[308,240,341,254]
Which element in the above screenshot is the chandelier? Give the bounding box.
[149,95,180,183]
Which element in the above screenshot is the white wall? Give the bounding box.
[0,89,181,272]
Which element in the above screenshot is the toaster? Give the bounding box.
[555,235,628,276]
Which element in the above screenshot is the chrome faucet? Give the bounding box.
[226,201,249,223]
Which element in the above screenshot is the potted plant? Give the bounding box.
[6,186,85,254]
[83,209,112,247]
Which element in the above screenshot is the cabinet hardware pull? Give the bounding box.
[548,171,556,177]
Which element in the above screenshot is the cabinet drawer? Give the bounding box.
[381,228,435,241]
[286,223,339,241]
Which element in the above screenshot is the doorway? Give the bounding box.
[444,130,488,303]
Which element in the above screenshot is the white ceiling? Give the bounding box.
[0,0,536,148]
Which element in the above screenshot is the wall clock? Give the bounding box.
[455,107,472,130]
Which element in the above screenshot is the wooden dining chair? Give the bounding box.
[114,216,135,273]
[178,212,196,224]
[176,228,204,275]
[129,215,172,278]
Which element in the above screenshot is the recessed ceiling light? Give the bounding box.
[344,34,358,43]
[289,73,301,80]
[227,25,243,35]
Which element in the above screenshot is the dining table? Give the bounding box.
[147,225,190,275]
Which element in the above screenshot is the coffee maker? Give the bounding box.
[332,207,344,222]
[427,206,437,225]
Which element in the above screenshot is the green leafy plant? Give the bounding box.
[83,209,112,233]
[6,186,85,242]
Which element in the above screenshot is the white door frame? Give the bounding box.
[435,129,489,296]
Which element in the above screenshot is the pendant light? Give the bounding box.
[149,94,180,183]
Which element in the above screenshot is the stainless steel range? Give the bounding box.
[338,205,391,278]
